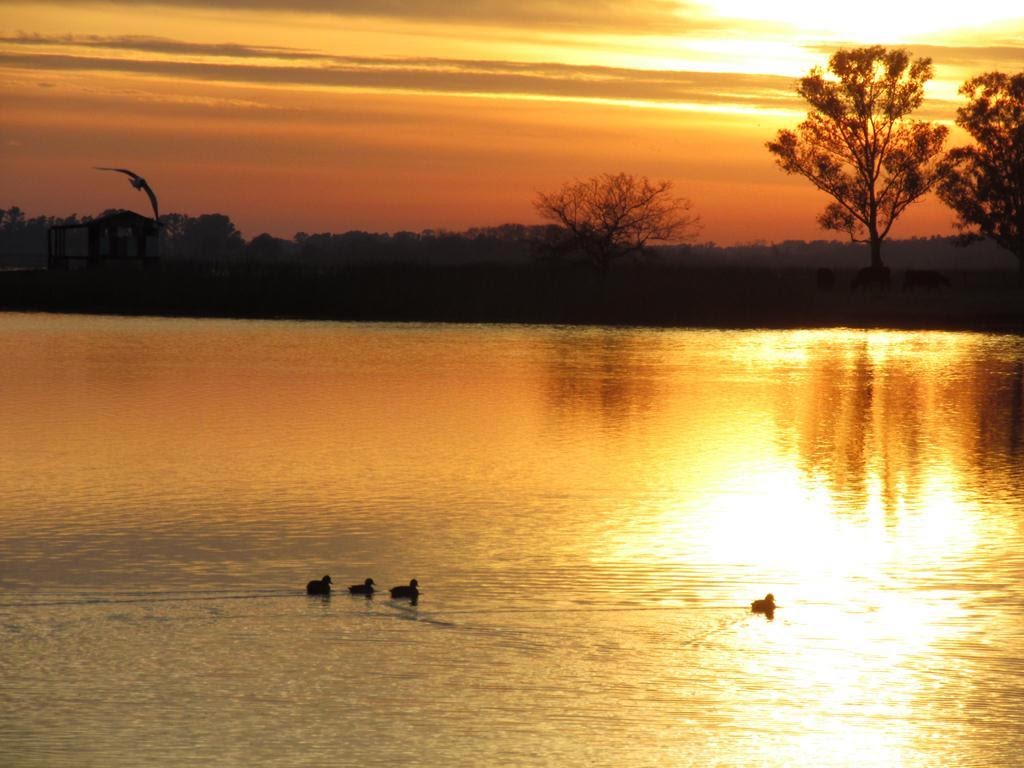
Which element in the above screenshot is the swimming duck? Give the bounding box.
[390,579,419,601]
[751,593,775,615]
[306,575,332,595]
[349,578,375,596]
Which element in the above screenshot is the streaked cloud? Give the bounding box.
[1,33,328,61]
[7,0,707,32]
[2,1,1016,244]
[807,42,1024,71]
[0,34,801,112]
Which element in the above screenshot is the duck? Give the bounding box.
[390,579,419,601]
[306,575,332,595]
[751,593,775,616]
[348,578,375,596]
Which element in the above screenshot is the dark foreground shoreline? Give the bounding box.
[2,263,1022,333]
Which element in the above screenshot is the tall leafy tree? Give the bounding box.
[938,71,1024,285]
[767,46,949,268]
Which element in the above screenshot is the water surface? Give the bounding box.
[1,314,1022,766]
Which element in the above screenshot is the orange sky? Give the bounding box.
[2,1,1023,244]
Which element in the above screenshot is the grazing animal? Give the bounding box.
[751,593,775,618]
[816,267,835,292]
[390,579,419,601]
[902,269,951,291]
[306,575,332,595]
[851,266,891,291]
[349,578,375,596]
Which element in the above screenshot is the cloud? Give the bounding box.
[806,42,1024,71]
[910,44,1024,70]
[9,0,712,33]
[0,35,802,112]
[1,33,327,61]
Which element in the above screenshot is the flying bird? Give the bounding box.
[95,167,159,221]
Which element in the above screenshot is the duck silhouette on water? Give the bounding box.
[306,575,332,595]
[751,593,775,619]
[348,578,375,596]
[390,579,419,604]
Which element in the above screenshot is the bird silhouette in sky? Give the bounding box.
[95,167,159,221]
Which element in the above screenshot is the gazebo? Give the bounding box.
[48,210,159,270]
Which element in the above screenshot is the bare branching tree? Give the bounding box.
[938,71,1024,285]
[534,172,700,273]
[767,46,949,268]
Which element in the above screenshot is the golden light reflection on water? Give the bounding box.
[574,328,1022,762]
[1,316,1023,766]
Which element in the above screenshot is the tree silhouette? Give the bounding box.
[1,207,85,265]
[534,172,700,273]
[938,71,1024,285]
[767,46,949,268]
[158,212,244,261]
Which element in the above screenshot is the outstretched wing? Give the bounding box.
[95,166,143,183]
[139,180,159,221]
[94,167,159,220]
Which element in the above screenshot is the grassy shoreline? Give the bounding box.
[2,262,1022,333]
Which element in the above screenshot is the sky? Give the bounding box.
[2,1,1024,244]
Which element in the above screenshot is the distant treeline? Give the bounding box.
[1,206,1018,272]
[2,260,1021,332]
[3,204,1022,331]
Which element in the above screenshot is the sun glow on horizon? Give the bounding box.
[2,0,1021,241]
[697,0,1024,41]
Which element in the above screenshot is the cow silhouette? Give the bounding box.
[851,266,891,291]
[902,269,951,291]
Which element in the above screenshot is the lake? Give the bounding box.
[1,313,1022,767]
